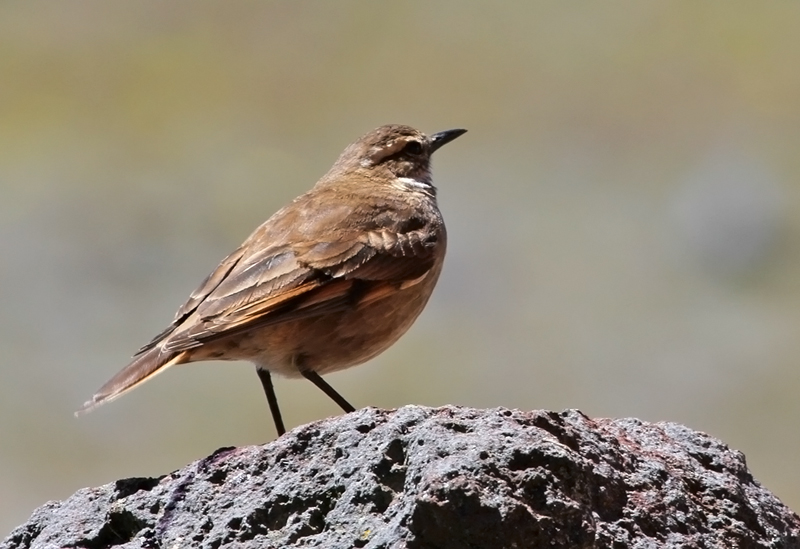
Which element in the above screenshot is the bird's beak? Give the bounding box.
[430,128,467,153]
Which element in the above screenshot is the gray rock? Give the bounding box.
[4,406,799,549]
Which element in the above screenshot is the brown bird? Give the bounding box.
[77,124,466,435]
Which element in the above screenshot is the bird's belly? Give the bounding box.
[230,281,437,378]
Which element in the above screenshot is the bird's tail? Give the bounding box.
[75,346,187,416]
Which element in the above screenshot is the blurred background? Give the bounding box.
[2,1,800,534]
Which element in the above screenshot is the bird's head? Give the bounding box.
[323,124,467,192]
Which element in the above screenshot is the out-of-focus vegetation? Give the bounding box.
[2,1,800,535]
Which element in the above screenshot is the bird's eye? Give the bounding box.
[404,140,423,155]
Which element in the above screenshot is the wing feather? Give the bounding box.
[151,204,441,354]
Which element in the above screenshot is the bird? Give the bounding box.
[77,124,466,435]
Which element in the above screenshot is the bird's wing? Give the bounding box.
[159,225,439,353]
[134,245,248,354]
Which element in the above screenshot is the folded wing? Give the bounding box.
[162,226,438,352]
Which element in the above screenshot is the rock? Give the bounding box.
[3,406,799,549]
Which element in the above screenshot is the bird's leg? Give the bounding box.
[301,370,356,413]
[256,368,286,436]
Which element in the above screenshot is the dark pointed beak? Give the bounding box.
[430,128,467,153]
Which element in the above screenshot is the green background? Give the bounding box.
[3,1,800,535]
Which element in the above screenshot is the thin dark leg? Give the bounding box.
[301,370,356,413]
[256,368,286,436]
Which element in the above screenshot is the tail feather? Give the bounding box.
[76,347,187,416]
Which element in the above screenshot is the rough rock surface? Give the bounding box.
[4,406,799,549]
